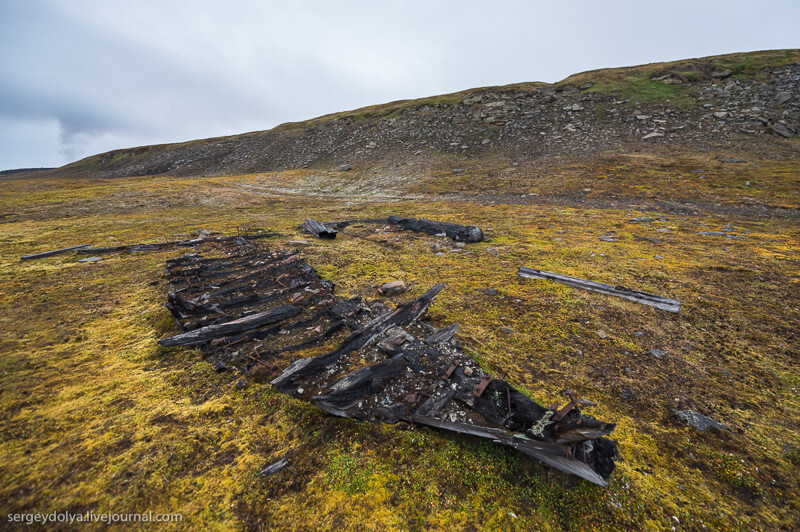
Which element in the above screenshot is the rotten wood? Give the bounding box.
[302,218,337,239]
[21,243,91,261]
[387,215,484,243]
[76,232,280,255]
[159,305,302,346]
[518,266,681,313]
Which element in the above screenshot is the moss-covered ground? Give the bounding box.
[1,152,798,530]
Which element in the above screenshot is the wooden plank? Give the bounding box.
[21,244,91,261]
[271,284,444,388]
[76,233,280,255]
[158,304,301,346]
[518,266,681,313]
[302,218,337,239]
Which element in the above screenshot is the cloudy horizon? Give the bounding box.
[1,0,798,171]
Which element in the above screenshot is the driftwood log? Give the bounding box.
[387,216,484,242]
[75,233,280,255]
[302,219,337,239]
[518,266,681,313]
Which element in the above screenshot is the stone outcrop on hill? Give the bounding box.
[59,53,799,180]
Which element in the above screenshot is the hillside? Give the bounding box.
[1,50,799,530]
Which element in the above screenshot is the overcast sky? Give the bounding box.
[1,0,798,170]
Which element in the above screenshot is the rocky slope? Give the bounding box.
[55,50,799,180]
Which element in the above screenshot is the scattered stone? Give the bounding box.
[720,157,746,163]
[452,168,465,174]
[429,242,443,252]
[772,122,795,138]
[697,231,727,236]
[642,132,664,140]
[713,111,729,119]
[377,281,407,296]
[620,386,636,401]
[454,242,466,248]
[211,359,229,372]
[195,229,212,238]
[483,288,499,296]
[633,331,644,337]
[287,240,311,247]
[77,256,103,263]
[569,104,585,111]
[597,330,608,339]
[649,349,665,358]
[339,164,352,172]
[674,410,726,432]
[636,115,652,120]
[711,70,731,79]
[481,138,491,145]
[500,327,515,335]
[769,91,793,107]
[579,82,593,90]
[599,235,618,242]
[236,380,249,390]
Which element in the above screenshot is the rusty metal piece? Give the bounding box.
[444,360,459,379]
[474,375,492,397]
[552,389,581,422]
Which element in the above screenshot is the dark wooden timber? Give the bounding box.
[76,233,280,255]
[159,305,301,346]
[302,218,337,239]
[518,266,681,313]
[387,216,484,242]
[21,243,91,261]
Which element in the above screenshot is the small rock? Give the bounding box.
[463,367,474,377]
[377,281,407,296]
[500,327,515,335]
[455,242,466,248]
[429,242,443,252]
[697,231,727,236]
[674,410,726,432]
[597,330,608,339]
[287,240,311,247]
[711,70,731,79]
[713,111,728,119]
[435,252,444,256]
[339,164,352,172]
[236,380,249,390]
[772,122,795,138]
[599,235,618,242]
[769,91,793,107]
[211,359,229,372]
[649,349,665,358]
[77,256,103,263]
[195,229,212,237]
[579,82,593,90]
[483,288,499,296]
[636,115,652,120]
[633,331,644,337]
[481,138,491,145]
[452,168,465,174]
[642,132,664,140]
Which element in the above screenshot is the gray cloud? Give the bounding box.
[1,0,798,169]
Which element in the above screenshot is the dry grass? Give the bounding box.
[1,156,799,530]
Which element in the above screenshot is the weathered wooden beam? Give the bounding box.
[518,266,681,313]
[21,244,91,261]
[387,216,484,243]
[76,233,280,255]
[159,304,301,346]
[271,284,444,388]
[302,218,337,239]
